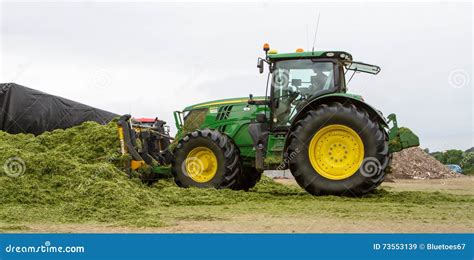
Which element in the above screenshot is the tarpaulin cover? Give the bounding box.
[0,83,118,135]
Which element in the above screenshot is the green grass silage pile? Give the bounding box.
[0,122,302,227]
[0,122,165,226]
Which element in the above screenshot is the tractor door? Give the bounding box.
[270,59,340,130]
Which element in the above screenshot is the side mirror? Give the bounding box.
[257,58,264,74]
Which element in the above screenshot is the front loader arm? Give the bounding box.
[117,114,174,177]
[117,114,146,173]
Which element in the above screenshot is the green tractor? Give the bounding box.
[117,43,419,196]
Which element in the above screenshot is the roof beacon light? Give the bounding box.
[296,48,304,53]
[263,43,270,52]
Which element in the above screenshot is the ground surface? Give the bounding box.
[1,176,473,233]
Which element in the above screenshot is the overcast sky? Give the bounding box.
[0,1,472,151]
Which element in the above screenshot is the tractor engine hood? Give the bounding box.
[183,96,266,111]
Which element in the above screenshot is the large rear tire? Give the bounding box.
[287,102,390,196]
[171,129,241,189]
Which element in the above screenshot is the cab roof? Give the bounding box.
[268,51,353,61]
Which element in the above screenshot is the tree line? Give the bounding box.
[425,147,474,175]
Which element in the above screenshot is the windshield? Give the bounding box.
[272,60,335,127]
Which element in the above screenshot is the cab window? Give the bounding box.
[271,60,335,127]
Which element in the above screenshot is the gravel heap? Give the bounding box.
[389,147,458,180]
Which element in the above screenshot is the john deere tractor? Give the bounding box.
[117,43,419,196]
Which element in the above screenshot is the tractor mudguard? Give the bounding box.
[284,94,419,155]
[291,93,388,128]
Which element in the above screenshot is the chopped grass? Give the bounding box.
[0,122,473,230]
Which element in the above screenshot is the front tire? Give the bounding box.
[171,129,241,189]
[287,102,390,196]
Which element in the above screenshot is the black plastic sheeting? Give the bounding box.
[0,83,118,135]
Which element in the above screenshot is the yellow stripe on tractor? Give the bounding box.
[117,115,148,174]
[192,98,266,108]
[118,126,126,155]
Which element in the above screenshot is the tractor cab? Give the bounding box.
[256,44,381,128]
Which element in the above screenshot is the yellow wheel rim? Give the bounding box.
[308,124,364,180]
[185,147,218,183]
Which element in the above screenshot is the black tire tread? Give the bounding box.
[171,129,241,189]
[287,101,390,196]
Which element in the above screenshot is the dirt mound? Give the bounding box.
[389,147,459,180]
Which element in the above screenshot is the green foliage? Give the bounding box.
[431,151,445,163]
[429,148,474,175]
[445,150,464,164]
